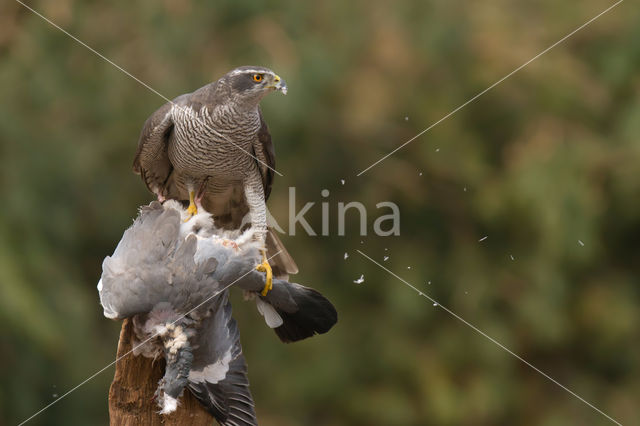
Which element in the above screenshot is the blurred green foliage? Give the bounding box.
[1,0,639,424]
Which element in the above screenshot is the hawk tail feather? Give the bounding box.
[266,228,298,280]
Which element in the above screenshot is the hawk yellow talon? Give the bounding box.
[185,202,198,218]
[256,259,273,296]
[183,190,198,222]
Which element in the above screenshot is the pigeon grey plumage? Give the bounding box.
[132,66,297,291]
[98,201,337,423]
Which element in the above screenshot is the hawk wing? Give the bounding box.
[132,101,174,197]
[254,108,275,201]
[133,94,195,199]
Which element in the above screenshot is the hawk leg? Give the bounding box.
[244,175,272,295]
[184,190,198,221]
[184,179,208,222]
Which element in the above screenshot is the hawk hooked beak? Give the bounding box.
[270,75,287,95]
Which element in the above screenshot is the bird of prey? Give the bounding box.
[98,201,337,423]
[132,66,297,297]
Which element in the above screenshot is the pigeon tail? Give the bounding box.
[269,283,338,343]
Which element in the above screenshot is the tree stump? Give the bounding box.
[108,319,214,425]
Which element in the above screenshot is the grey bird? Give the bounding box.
[132,66,297,297]
[98,201,337,423]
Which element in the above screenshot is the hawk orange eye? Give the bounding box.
[252,74,263,82]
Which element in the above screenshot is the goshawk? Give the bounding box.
[133,66,297,295]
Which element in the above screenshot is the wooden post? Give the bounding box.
[108,319,214,425]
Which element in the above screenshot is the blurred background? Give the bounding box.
[1,0,639,424]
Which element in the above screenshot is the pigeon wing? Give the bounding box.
[188,294,257,426]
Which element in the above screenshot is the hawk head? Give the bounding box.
[224,66,287,105]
